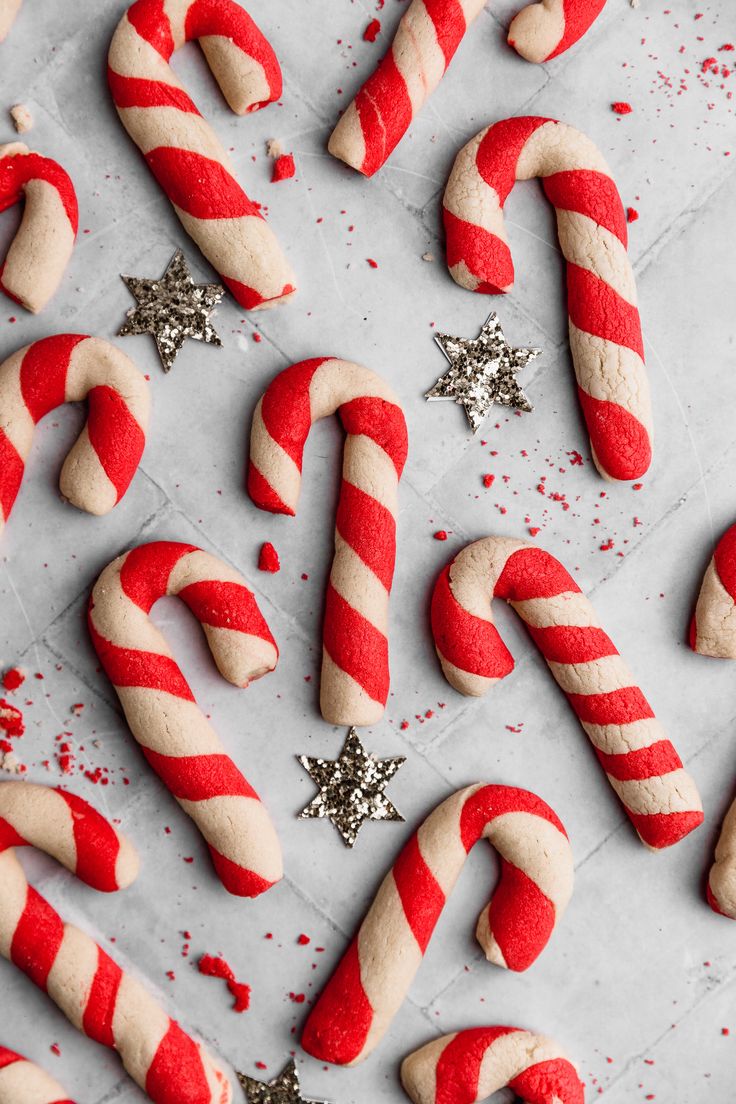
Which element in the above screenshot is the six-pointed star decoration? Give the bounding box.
[238,1060,327,1104]
[426,312,542,432]
[118,249,224,372]
[298,727,406,847]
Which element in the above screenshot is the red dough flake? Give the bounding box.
[611,102,633,115]
[258,542,281,573]
[626,206,639,223]
[1,667,24,692]
[364,18,381,42]
[272,154,296,183]
[0,699,24,738]
[198,954,251,1013]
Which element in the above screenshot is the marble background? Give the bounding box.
[0,0,734,1100]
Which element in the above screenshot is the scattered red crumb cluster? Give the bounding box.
[198,954,251,1013]
[258,542,281,573]
[272,153,295,183]
[399,703,446,731]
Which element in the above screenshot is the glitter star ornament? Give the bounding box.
[298,727,405,847]
[238,1060,327,1104]
[426,312,541,432]
[118,249,224,372]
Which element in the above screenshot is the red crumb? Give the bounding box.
[600,539,615,551]
[252,332,262,343]
[363,18,381,41]
[0,699,24,738]
[482,474,495,488]
[258,542,281,573]
[50,1043,61,1057]
[289,992,306,1003]
[255,1062,267,1070]
[626,206,639,222]
[528,527,541,537]
[567,450,584,466]
[722,1027,730,1036]
[2,668,24,692]
[297,934,310,945]
[366,258,378,268]
[272,154,295,183]
[612,101,633,114]
[198,954,251,1013]
[433,530,448,541]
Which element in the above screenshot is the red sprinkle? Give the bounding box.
[366,258,378,268]
[198,954,251,1013]
[258,542,281,573]
[1,667,24,692]
[272,154,296,183]
[363,18,381,41]
[612,102,633,114]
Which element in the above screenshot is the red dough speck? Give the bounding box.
[612,102,633,114]
[1,668,24,692]
[297,934,311,945]
[434,530,448,541]
[366,258,378,268]
[272,154,296,183]
[482,474,495,488]
[259,542,281,573]
[626,206,639,222]
[364,19,381,42]
[198,954,251,1013]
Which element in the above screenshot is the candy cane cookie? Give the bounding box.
[88,541,282,897]
[443,116,651,481]
[0,335,149,540]
[689,524,736,917]
[0,782,231,1104]
[401,1027,584,1104]
[328,0,487,176]
[432,537,703,850]
[0,0,20,41]
[0,143,78,313]
[508,0,607,63]
[248,358,408,725]
[301,783,573,1065]
[0,1047,75,1104]
[108,0,295,310]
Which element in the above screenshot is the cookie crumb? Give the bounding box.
[10,104,33,133]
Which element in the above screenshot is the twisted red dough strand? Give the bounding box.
[400,1026,584,1104]
[248,357,408,725]
[0,334,149,539]
[0,1046,75,1104]
[443,116,651,481]
[108,0,295,309]
[88,540,281,896]
[302,783,573,1065]
[0,782,231,1104]
[431,536,703,849]
[690,523,736,918]
[508,0,607,63]
[0,143,78,313]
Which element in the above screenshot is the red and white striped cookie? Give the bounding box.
[88,541,281,897]
[248,358,408,725]
[401,1026,584,1104]
[0,782,231,1104]
[689,523,736,918]
[0,143,78,313]
[508,0,607,63]
[108,0,295,310]
[0,0,20,41]
[0,1047,74,1104]
[443,116,651,482]
[301,783,573,1065]
[328,0,486,177]
[0,334,149,539]
[432,537,703,850]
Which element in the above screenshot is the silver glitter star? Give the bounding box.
[238,1060,327,1104]
[426,312,541,432]
[297,727,405,847]
[118,249,224,372]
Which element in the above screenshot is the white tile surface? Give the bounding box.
[0,1,734,1101]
